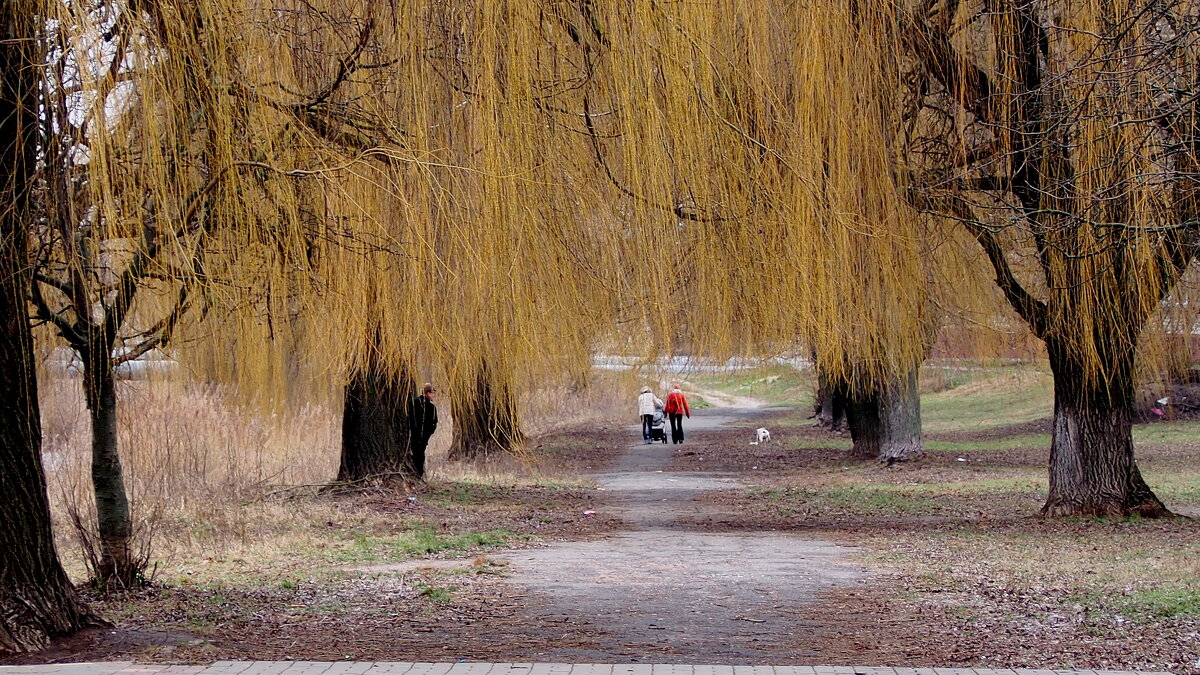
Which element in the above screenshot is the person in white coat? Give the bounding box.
[637,386,664,443]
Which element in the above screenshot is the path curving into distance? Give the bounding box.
[503,406,866,663]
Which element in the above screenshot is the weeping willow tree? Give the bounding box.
[891,0,1200,516]
[26,0,343,584]
[288,1,631,470]
[557,0,1199,512]
[498,0,1200,505]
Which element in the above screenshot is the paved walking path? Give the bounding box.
[0,663,1176,675]
[496,407,864,662]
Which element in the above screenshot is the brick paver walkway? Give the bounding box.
[0,663,1176,675]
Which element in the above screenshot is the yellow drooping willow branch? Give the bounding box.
[39,0,1196,404]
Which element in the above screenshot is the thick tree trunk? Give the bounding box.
[1042,341,1170,518]
[0,1,99,649]
[879,368,924,464]
[338,363,417,481]
[81,349,138,586]
[449,362,525,461]
[844,390,882,459]
[845,367,924,464]
[0,292,99,652]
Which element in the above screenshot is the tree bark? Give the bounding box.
[814,368,847,430]
[845,366,924,464]
[0,287,99,650]
[81,346,137,586]
[1042,340,1170,518]
[877,367,923,464]
[844,389,882,459]
[337,362,418,481]
[449,361,525,461]
[0,0,98,649]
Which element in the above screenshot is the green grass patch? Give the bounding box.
[1133,421,1200,446]
[1123,587,1200,617]
[427,482,501,507]
[332,528,522,563]
[748,473,1049,519]
[750,485,940,516]
[1143,475,1200,503]
[392,528,518,555]
[924,434,1049,452]
[922,370,1053,434]
[1075,586,1200,619]
[415,583,458,603]
[891,475,1046,496]
[786,436,853,450]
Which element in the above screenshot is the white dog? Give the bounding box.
[756,427,771,444]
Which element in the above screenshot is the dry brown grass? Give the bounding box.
[38,369,635,583]
[41,375,340,581]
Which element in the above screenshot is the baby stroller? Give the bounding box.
[648,408,668,443]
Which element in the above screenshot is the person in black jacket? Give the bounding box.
[409,383,438,479]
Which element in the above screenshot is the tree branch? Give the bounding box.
[112,284,190,366]
[30,274,87,348]
[902,0,996,125]
[929,196,1049,338]
[32,270,75,299]
[580,94,731,223]
[104,198,161,344]
[306,19,374,108]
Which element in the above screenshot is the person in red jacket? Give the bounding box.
[663,383,691,444]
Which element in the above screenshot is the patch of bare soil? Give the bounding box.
[786,579,1199,672]
[787,520,1200,674]
[668,426,832,473]
[526,428,632,475]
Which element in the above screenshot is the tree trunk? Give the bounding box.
[845,366,924,464]
[81,347,138,587]
[877,367,923,464]
[0,288,99,652]
[449,361,525,461]
[814,368,847,430]
[0,1,99,649]
[1042,340,1170,518]
[338,363,417,481]
[844,389,881,459]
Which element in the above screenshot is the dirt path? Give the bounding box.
[501,407,866,662]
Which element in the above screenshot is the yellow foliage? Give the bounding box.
[34,0,1200,407]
